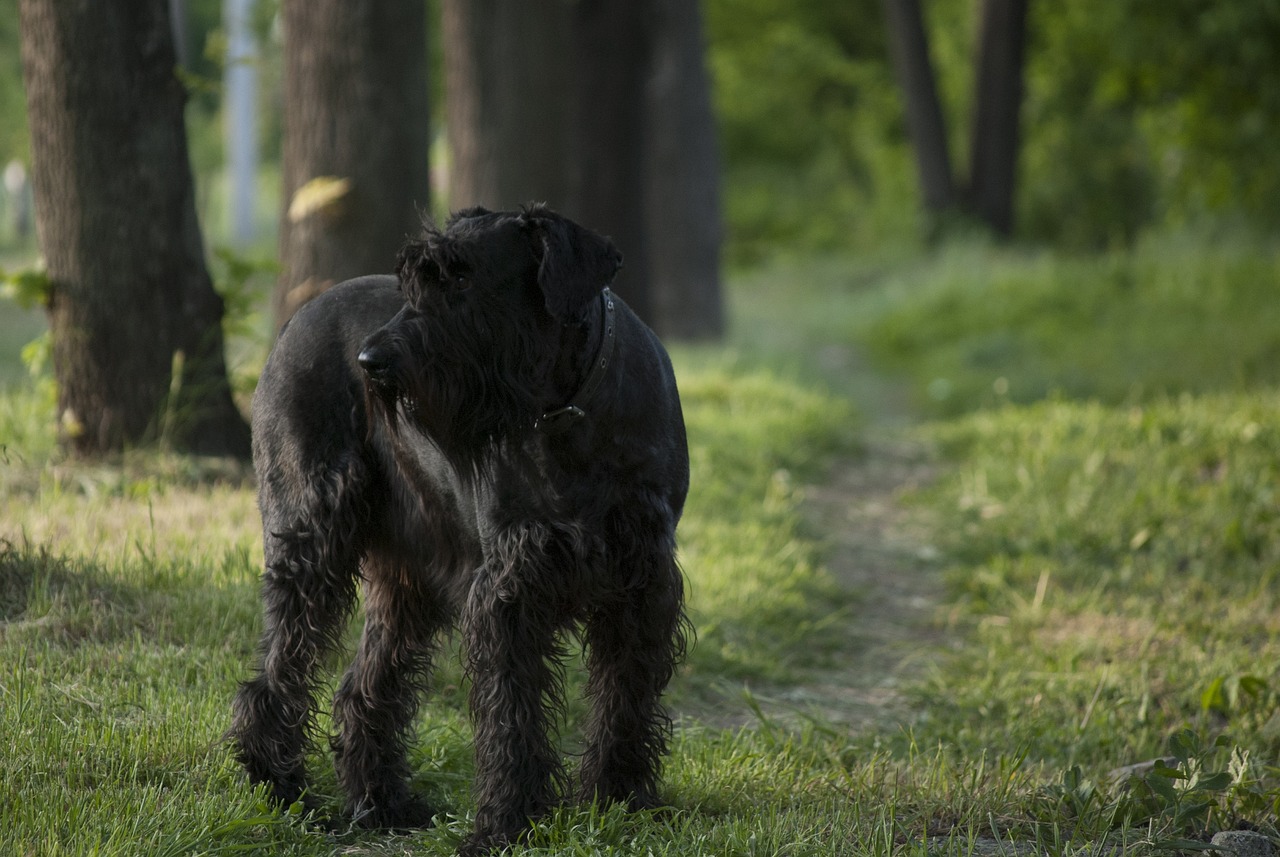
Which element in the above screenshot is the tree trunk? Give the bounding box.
[967,0,1028,238]
[442,0,722,339]
[442,0,572,211]
[645,0,724,340]
[275,0,430,329]
[881,0,957,219]
[18,0,250,457]
[569,0,655,326]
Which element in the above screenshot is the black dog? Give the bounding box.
[228,205,690,854]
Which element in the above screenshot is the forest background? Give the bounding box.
[2,0,1276,269]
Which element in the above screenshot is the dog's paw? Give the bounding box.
[457,830,510,857]
[350,793,436,832]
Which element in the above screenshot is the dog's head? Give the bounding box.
[393,204,622,321]
[358,205,622,459]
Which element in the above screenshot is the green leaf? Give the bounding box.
[1170,729,1202,762]
[1201,678,1230,715]
[1145,771,1180,803]
[0,261,50,309]
[1191,771,1232,792]
[1152,761,1188,781]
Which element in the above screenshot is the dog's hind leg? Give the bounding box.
[578,520,689,810]
[331,551,444,829]
[228,456,368,811]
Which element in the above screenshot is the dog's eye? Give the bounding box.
[453,275,471,292]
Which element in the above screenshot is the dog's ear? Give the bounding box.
[523,208,623,319]
[447,206,493,226]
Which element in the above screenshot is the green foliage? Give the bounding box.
[209,245,279,398]
[0,257,49,309]
[705,0,916,264]
[704,0,1280,256]
[1021,1,1280,245]
[1036,730,1276,849]
[0,0,28,164]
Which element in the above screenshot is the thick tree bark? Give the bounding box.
[275,0,430,329]
[18,0,249,457]
[967,0,1028,238]
[442,0,572,211]
[568,0,656,326]
[442,0,723,339]
[881,0,957,217]
[645,0,723,340]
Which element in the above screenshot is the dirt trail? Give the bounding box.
[791,431,945,731]
[697,347,951,732]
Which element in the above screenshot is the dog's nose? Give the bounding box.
[358,344,394,380]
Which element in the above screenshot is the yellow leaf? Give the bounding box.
[287,176,352,223]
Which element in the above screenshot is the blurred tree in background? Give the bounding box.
[17,0,250,457]
[442,0,724,338]
[1021,0,1280,247]
[706,0,1280,256]
[273,0,430,329]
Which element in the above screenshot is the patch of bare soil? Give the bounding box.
[748,432,949,732]
[676,428,951,734]
[679,347,953,733]
[787,433,946,732]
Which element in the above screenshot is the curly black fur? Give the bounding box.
[228,206,691,855]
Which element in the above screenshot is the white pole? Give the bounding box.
[224,0,259,246]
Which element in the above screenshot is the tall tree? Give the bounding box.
[442,0,724,339]
[568,0,656,325]
[882,0,956,218]
[881,0,1028,238]
[18,0,249,457]
[441,0,572,211]
[966,0,1027,237]
[645,0,723,340]
[275,0,430,329]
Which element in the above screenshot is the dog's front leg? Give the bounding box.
[460,544,570,855]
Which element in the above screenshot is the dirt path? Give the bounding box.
[790,431,945,731]
[687,349,953,732]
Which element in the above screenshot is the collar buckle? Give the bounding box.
[535,289,616,437]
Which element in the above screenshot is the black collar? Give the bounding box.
[535,288,616,435]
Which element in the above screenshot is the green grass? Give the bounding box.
[841,227,1280,847]
[858,227,1280,416]
[903,395,1280,819]
[0,358,874,855]
[3,224,1280,853]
